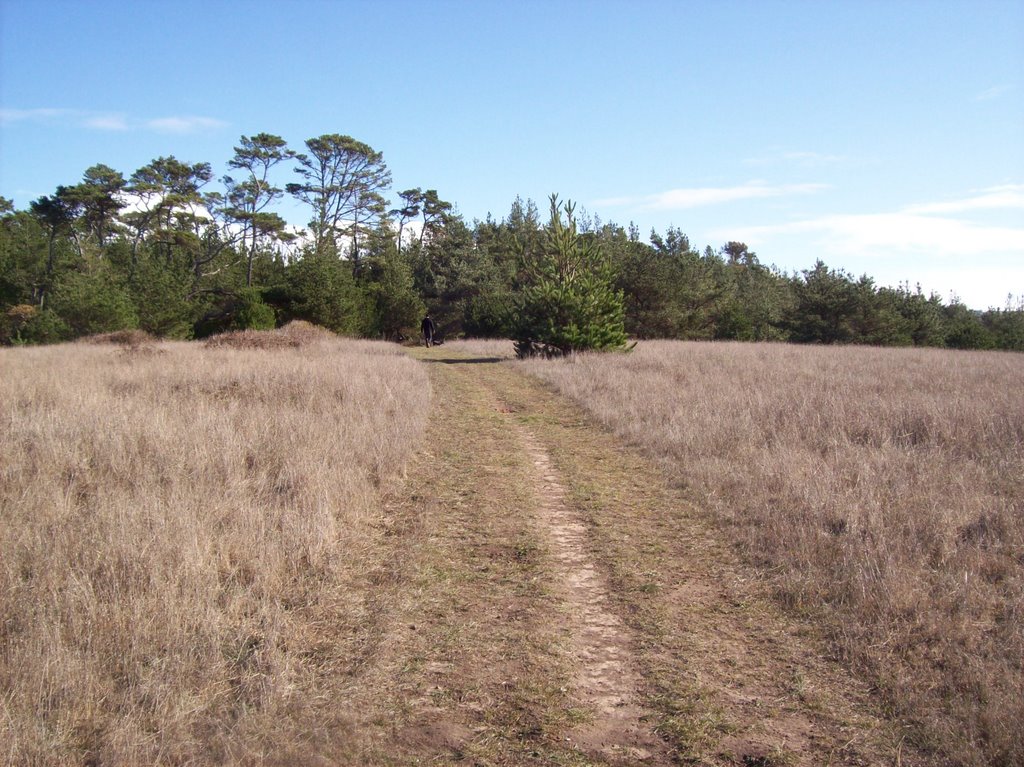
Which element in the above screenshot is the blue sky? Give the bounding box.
[1,0,1022,308]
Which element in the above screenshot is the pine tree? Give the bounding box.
[512,196,627,357]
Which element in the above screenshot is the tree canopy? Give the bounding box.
[1,133,1021,352]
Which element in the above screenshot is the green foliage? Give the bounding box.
[411,207,513,338]
[50,266,138,337]
[888,285,946,346]
[365,246,424,340]
[982,304,1024,351]
[462,290,514,337]
[21,308,70,344]
[192,288,278,338]
[129,249,195,338]
[512,196,627,357]
[232,288,277,330]
[62,164,126,246]
[224,133,294,287]
[944,302,996,350]
[287,134,391,258]
[1,304,69,345]
[0,210,49,307]
[788,261,861,344]
[280,252,370,335]
[615,228,726,339]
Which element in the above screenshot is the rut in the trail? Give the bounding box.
[511,417,668,762]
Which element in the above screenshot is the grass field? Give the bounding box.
[0,324,428,764]
[516,340,1024,767]
[3,332,1020,765]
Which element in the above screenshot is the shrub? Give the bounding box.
[232,287,276,331]
[1,304,71,345]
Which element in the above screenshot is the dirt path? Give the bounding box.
[342,348,922,766]
[512,417,669,762]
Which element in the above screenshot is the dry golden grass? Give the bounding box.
[443,338,516,359]
[521,341,1024,767]
[203,319,337,350]
[0,328,428,765]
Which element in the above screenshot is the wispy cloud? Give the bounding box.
[83,114,130,131]
[0,107,226,134]
[0,108,72,124]
[725,214,1024,257]
[145,116,229,134]
[903,184,1024,214]
[595,181,828,211]
[975,83,1014,101]
[713,187,1024,261]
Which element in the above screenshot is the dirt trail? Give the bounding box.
[344,348,922,766]
[514,421,669,762]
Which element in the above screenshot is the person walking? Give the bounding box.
[421,313,435,347]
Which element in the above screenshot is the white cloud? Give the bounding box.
[145,116,228,134]
[717,220,1022,311]
[899,265,1024,309]
[737,213,1023,256]
[903,184,1024,214]
[0,108,70,124]
[82,114,130,131]
[0,106,226,134]
[595,181,828,211]
[714,189,1024,263]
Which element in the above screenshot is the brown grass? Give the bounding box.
[77,329,158,348]
[520,341,1024,767]
[202,319,337,349]
[0,334,428,765]
[443,338,516,359]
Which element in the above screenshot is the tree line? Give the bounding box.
[2,132,1021,352]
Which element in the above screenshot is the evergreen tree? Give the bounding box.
[279,248,370,335]
[287,134,391,259]
[223,133,294,287]
[944,301,995,349]
[50,264,138,336]
[512,196,627,357]
[129,247,194,338]
[788,260,860,343]
[982,298,1024,351]
[231,288,277,331]
[366,251,424,340]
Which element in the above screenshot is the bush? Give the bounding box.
[463,291,514,338]
[366,253,423,341]
[0,305,72,346]
[232,288,276,331]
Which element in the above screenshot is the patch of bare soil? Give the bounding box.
[515,425,670,763]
